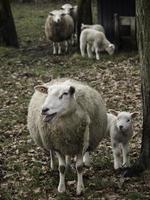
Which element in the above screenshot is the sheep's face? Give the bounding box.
[115,112,138,134]
[106,44,115,55]
[61,4,73,15]
[49,10,65,23]
[35,83,76,122]
[81,23,88,31]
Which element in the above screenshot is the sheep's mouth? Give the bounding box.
[43,112,57,122]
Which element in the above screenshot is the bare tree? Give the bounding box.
[124,0,150,176]
[0,0,19,47]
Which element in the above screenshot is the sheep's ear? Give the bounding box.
[34,85,48,94]
[69,86,75,95]
[131,112,138,118]
[109,109,118,116]
[49,12,54,16]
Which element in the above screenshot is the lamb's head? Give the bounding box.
[105,44,115,55]
[35,82,76,122]
[110,110,138,134]
[61,4,73,15]
[49,10,65,24]
[81,23,88,30]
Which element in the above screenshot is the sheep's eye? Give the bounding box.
[127,119,130,122]
[59,92,69,99]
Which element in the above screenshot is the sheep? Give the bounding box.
[80,28,115,60]
[106,110,138,170]
[81,23,105,33]
[61,4,78,44]
[45,9,74,55]
[27,78,107,195]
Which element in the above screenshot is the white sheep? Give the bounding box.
[27,78,107,195]
[61,4,78,44]
[45,9,74,55]
[81,23,105,33]
[80,28,115,60]
[106,110,138,169]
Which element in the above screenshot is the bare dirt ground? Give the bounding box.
[1,2,150,200]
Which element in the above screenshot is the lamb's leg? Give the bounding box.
[80,39,86,58]
[83,151,90,167]
[50,150,54,170]
[58,42,62,55]
[76,154,84,195]
[87,44,93,59]
[53,42,57,55]
[95,47,100,60]
[112,142,122,169]
[56,152,66,193]
[94,42,100,60]
[121,143,130,167]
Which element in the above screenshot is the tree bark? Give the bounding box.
[77,0,92,46]
[0,0,19,47]
[124,0,150,177]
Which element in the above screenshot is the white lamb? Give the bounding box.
[80,28,115,60]
[27,78,107,195]
[107,110,138,169]
[81,23,105,33]
[45,9,74,55]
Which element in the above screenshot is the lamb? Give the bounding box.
[45,9,74,55]
[106,110,138,169]
[81,23,105,33]
[80,28,115,60]
[27,78,107,195]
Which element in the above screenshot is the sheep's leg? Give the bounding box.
[58,42,62,55]
[80,39,86,58]
[65,155,71,169]
[95,47,100,60]
[121,143,130,167]
[64,41,68,53]
[53,42,57,55]
[50,150,55,170]
[56,152,66,193]
[76,154,84,195]
[87,44,93,59]
[83,151,90,167]
[112,142,122,169]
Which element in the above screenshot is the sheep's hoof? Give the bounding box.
[58,184,66,193]
[76,185,84,196]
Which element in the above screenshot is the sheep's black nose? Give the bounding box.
[42,108,49,115]
[119,125,123,130]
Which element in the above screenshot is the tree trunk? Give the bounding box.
[0,0,19,47]
[77,0,92,46]
[124,0,150,177]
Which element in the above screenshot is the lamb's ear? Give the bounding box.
[109,109,118,116]
[34,85,48,94]
[49,12,54,16]
[131,112,138,118]
[69,86,75,95]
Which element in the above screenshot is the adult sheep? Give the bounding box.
[80,28,115,60]
[45,10,74,55]
[61,4,78,44]
[27,78,107,195]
